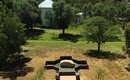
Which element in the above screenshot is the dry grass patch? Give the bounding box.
[0,48,129,80]
[38,49,130,80]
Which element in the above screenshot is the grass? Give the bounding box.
[27,41,124,52]
[31,67,44,80]
[85,50,126,60]
[95,67,107,80]
[25,27,125,55]
[22,27,130,80]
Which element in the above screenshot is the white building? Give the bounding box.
[38,0,54,27]
[38,0,84,27]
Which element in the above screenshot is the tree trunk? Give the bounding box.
[62,28,65,35]
[126,29,130,57]
[122,21,126,30]
[30,25,33,30]
[97,42,101,53]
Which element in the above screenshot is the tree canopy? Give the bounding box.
[53,0,73,34]
[0,1,25,69]
[82,16,121,52]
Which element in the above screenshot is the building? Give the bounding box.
[38,0,54,27]
[38,0,84,27]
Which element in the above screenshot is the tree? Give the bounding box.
[82,2,92,18]
[45,10,54,27]
[92,2,105,16]
[124,6,130,21]
[0,11,25,69]
[1,0,40,30]
[115,2,127,29]
[17,0,40,30]
[102,5,116,21]
[53,1,73,34]
[82,16,121,52]
[71,7,80,24]
[0,0,14,10]
[126,22,130,56]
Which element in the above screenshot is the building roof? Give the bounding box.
[38,0,53,8]
[76,12,83,16]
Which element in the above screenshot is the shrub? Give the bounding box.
[95,67,107,80]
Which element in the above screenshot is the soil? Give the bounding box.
[0,48,130,80]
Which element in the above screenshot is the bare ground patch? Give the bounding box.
[40,49,130,80]
[0,48,129,80]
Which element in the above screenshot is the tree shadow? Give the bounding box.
[0,55,33,80]
[126,64,130,72]
[107,36,122,42]
[41,26,60,29]
[83,50,126,60]
[58,33,82,43]
[25,29,45,40]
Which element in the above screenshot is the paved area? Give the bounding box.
[60,76,76,80]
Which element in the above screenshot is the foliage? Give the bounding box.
[17,0,40,30]
[82,16,121,52]
[0,10,25,69]
[53,0,73,34]
[1,0,41,30]
[91,2,117,22]
[92,2,105,16]
[44,10,54,27]
[124,6,130,21]
[0,0,14,10]
[115,2,126,18]
[102,4,117,21]
[82,3,92,18]
[126,22,130,55]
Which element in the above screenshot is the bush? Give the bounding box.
[0,14,25,69]
[95,67,107,80]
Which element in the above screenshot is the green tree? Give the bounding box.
[0,11,25,69]
[0,0,14,10]
[92,2,105,16]
[124,6,130,20]
[126,22,130,56]
[115,2,127,29]
[102,5,116,21]
[71,7,80,24]
[45,10,54,27]
[53,1,73,34]
[17,0,40,30]
[82,2,92,18]
[1,0,40,30]
[82,16,121,52]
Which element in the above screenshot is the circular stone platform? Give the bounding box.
[60,60,75,68]
[45,56,89,80]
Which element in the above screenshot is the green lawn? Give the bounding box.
[25,27,125,55]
